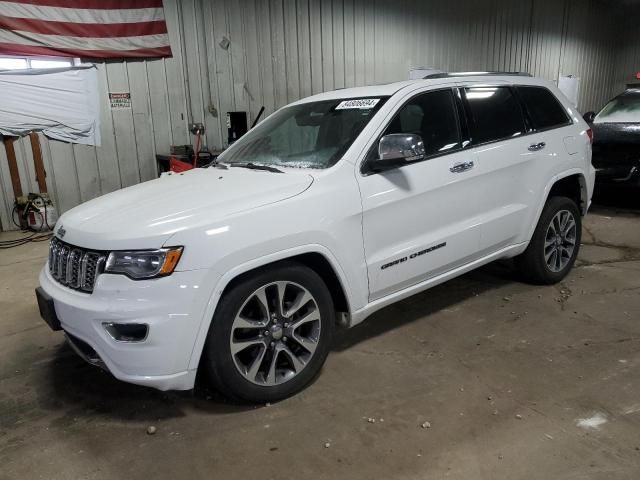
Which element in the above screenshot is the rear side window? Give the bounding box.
[464,87,525,144]
[383,89,461,157]
[517,86,571,130]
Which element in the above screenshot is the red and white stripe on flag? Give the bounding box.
[0,0,172,59]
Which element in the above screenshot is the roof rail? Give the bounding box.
[423,71,532,79]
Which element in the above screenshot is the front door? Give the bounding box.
[358,88,487,301]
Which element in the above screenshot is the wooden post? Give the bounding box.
[29,132,47,193]
[2,136,22,199]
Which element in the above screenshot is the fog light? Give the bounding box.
[103,322,148,342]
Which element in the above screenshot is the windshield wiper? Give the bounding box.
[230,162,283,173]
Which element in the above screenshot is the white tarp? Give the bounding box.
[0,66,100,145]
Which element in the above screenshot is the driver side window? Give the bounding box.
[384,89,461,158]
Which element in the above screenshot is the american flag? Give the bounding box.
[0,0,172,59]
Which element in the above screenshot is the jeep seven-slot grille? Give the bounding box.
[48,237,107,293]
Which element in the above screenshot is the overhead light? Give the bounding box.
[466,88,497,99]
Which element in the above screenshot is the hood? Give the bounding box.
[55,167,313,250]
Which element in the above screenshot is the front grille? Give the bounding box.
[49,237,107,293]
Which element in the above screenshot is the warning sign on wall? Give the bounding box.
[109,92,131,109]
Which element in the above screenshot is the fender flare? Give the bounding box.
[526,168,588,241]
[186,243,353,371]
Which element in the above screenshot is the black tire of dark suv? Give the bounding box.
[515,196,582,285]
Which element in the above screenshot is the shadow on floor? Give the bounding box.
[38,259,518,416]
[332,260,517,352]
[39,343,255,421]
[592,184,640,213]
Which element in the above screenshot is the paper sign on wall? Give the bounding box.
[558,75,580,107]
[109,92,131,109]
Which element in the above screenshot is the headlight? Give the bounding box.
[105,247,183,279]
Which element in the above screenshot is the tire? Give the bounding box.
[515,196,582,285]
[202,261,335,403]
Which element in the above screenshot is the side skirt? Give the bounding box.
[348,242,528,327]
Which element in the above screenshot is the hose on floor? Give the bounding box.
[1,195,52,249]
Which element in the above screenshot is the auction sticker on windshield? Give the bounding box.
[335,98,380,110]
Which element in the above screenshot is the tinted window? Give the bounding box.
[518,86,571,130]
[464,87,525,144]
[383,89,460,157]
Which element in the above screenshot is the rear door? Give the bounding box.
[458,84,539,251]
[516,84,577,221]
[517,85,576,160]
[358,88,486,301]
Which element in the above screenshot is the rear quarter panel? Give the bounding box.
[519,84,594,244]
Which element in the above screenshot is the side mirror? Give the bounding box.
[377,133,426,165]
[583,111,596,124]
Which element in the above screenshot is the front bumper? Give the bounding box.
[38,265,215,391]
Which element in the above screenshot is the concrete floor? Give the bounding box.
[1,191,640,479]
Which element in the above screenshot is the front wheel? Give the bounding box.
[515,196,582,284]
[202,262,335,403]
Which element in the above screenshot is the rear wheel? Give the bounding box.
[515,196,582,284]
[202,262,335,403]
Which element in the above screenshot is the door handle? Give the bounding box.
[528,142,546,152]
[449,161,474,173]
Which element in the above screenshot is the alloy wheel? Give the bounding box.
[229,281,321,386]
[544,209,577,272]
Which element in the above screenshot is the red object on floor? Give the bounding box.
[169,131,201,173]
[169,156,195,173]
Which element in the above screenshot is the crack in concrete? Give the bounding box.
[578,237,640,266]
[581,223,640,264]
[578,256,640,267]
[576,285,640,296]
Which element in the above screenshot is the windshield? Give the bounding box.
[217,97,388,169]
[595,93,640,123]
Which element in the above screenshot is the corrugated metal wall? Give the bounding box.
[615,12,640,93]
[0,0,635,231]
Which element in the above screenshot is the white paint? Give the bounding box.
[52,167,314,250]
[576,413,608,430]
[37,74,593,391]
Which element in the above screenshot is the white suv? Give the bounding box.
[36,72,595,402]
